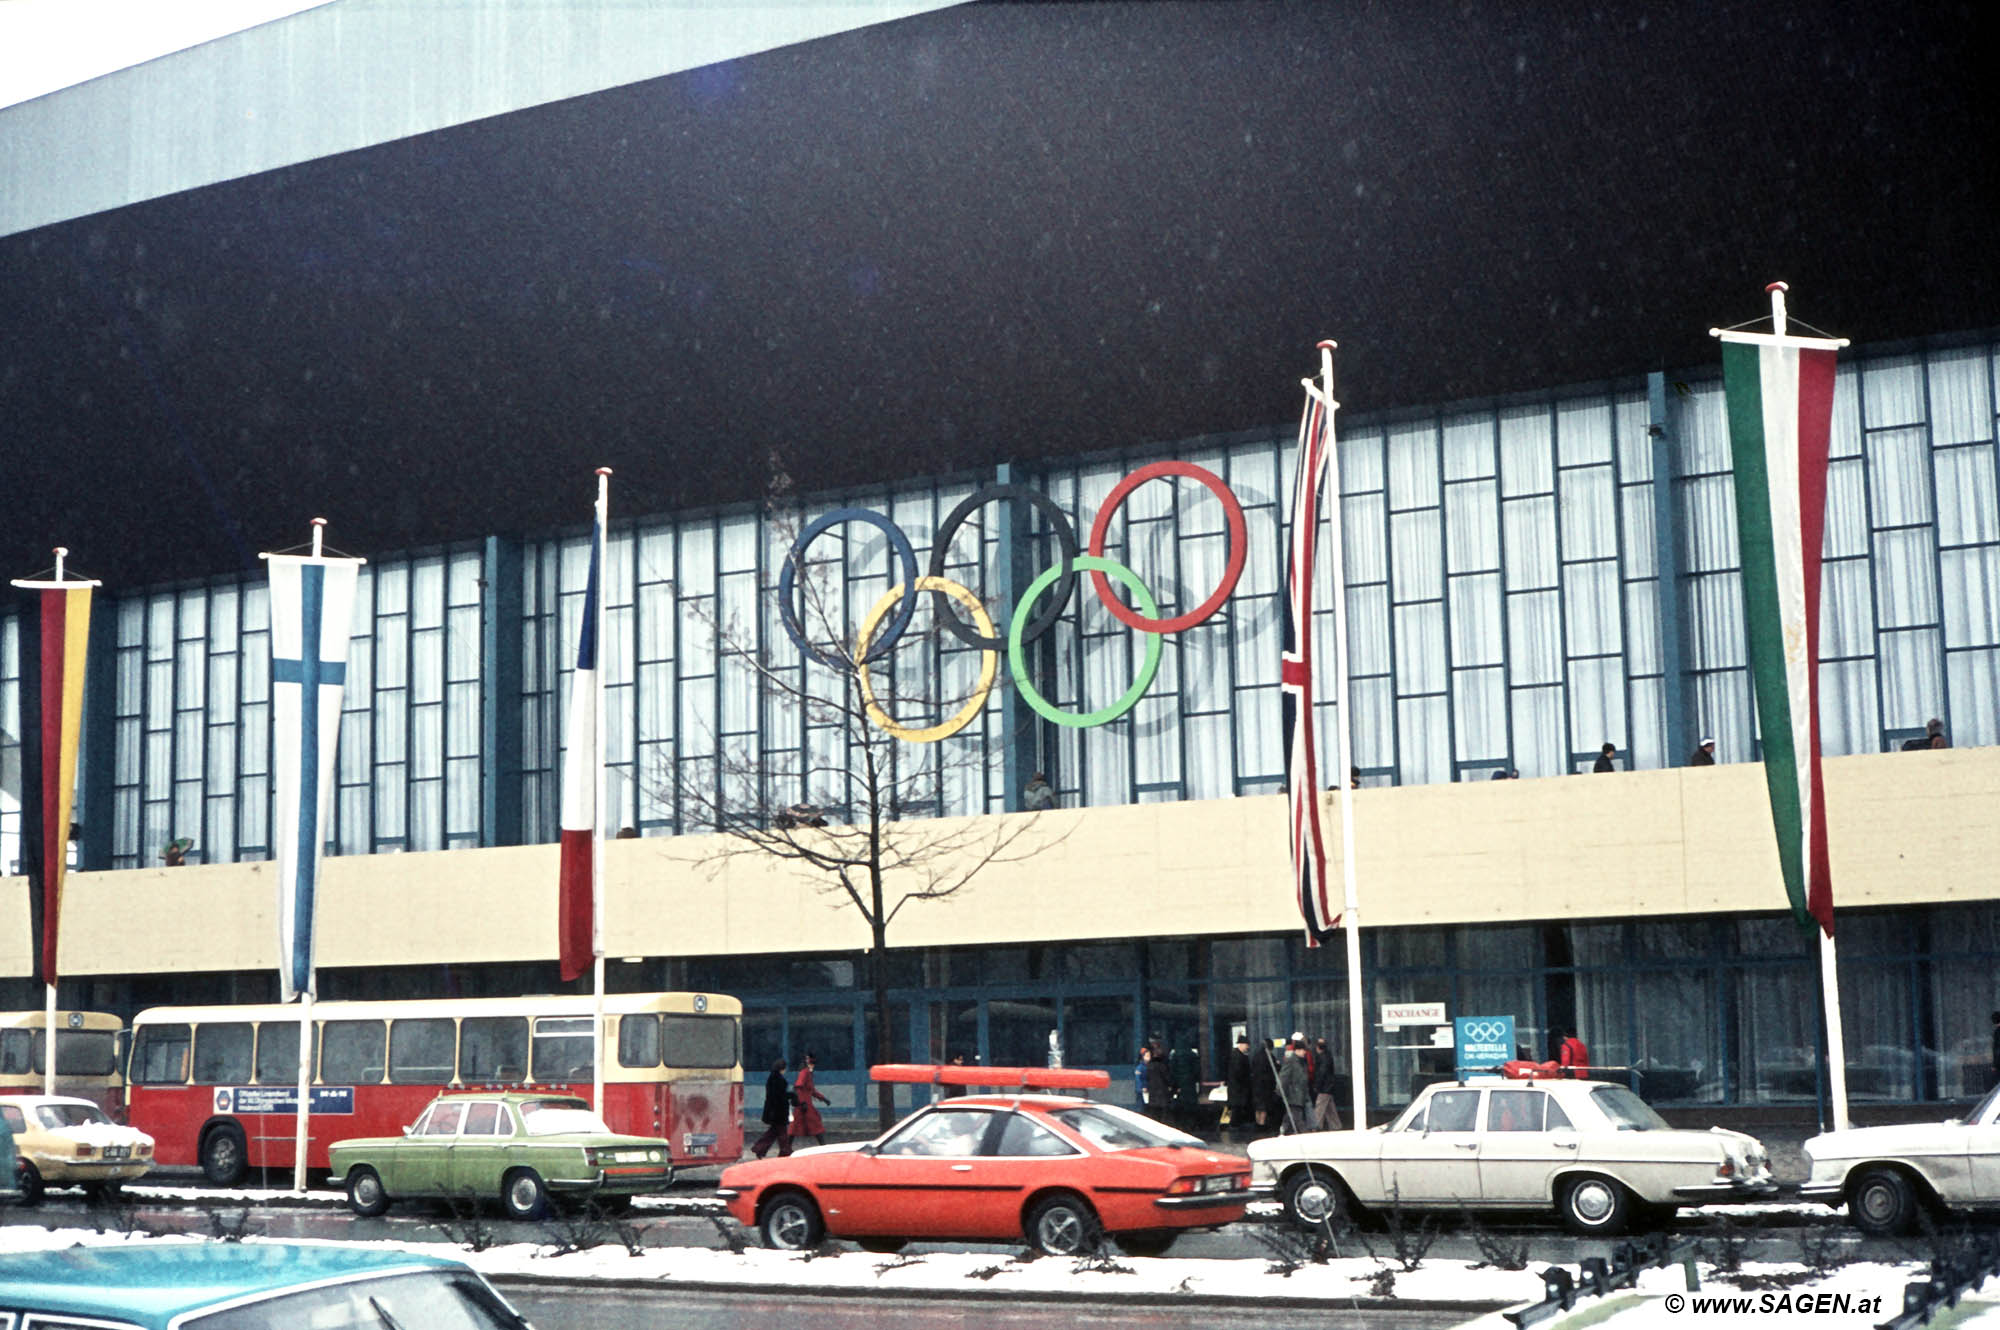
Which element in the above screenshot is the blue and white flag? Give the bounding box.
[267,549,362,1002]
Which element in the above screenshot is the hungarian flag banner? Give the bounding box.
[11,562,95,987]
[267,539,363,1002]
[1716,284,1845,936]
[1282,382,1337,944]
[558,471,609,983]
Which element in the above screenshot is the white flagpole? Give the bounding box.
[293,518,328,1193]
[592,468,610,1118]
[1306,342,1366,1130]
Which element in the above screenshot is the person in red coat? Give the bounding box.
[789,1051,831,1147]
[1554,1028,1591,1078]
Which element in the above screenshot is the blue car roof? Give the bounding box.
[0,1241,471,1325]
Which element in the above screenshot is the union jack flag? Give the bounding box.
[1283,385,1338,944]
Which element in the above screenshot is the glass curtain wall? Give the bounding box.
[8,334,1996,865]
[104,546,483,867]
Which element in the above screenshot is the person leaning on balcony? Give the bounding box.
[1688,737,1716,767]
[1594,742,1617,773]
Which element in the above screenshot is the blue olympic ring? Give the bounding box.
[778,508,920,672]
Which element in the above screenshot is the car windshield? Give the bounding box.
[517,1103,608,1136]
[1591,1085,1673,1131]
[34,1102,110,1129]
[189,1269,526,1329]
[1046,1103,1202,1151]
[1965,1081,2000,1126]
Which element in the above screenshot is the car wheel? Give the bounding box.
[17,1161,44,1207]
[1848,1167,1919,1237]
[1114,1230,1177,1258]
[759,1190,824,1251]
[201,1124,248,1187]
[857,1237,906,1254]
[1284,1165,1348,1229]
[1558,1174,1632,1236]
[501,1168,550,1221]
[1026,1192,1102,1256]
[346,1166,391,1218]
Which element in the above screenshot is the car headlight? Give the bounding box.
[649,1149,662,1163]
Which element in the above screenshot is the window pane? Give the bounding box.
[460,1017,529,1082]
[192,1023,254,1085]
[661,1014,739,1069]
[256,1022,299,1084]
[619,1014,662,1068]
[321,1020,388,1084]
[389,1018,456,1084]
[133,1024,191,1085]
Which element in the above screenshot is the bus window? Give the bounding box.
[0,1029,30,1076]
[460,1017,528,1082]
[530,1017,593,1082]
[192,1023,254,1085]
[321,1021,387,1084]
[27,1029,121,1078]
[133,1024,193,1085]
[660,1014,739,1069]
[255,1022,300,1084]
[617,1015,660,1068]
[389,1019,456,1084]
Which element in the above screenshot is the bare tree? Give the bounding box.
[660,512,1062,1131]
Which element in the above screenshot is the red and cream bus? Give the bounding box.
[126,992,742,1184]
[0,1010,125,1115]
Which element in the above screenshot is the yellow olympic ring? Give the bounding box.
[855,576,1000,743]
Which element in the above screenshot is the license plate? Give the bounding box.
[684,1132,717,1155]
[614,1150,649,1163]
[103,1147,129,1161]
[1199,1174,1233,1193]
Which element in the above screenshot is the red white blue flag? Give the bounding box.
[1282,386,1337,944]
[558,473,608,983]
[267,539,361,1003]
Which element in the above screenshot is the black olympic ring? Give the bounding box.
[778,508,920,671]
[925,484,1080,652]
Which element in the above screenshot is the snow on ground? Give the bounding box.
[5,1222,1999,1326]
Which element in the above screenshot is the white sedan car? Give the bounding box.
[1800,1080,2000,1234]
[1249,1077,1775,1235]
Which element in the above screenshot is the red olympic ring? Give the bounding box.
[1086,460,1247,634]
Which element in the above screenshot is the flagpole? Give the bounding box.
[293,518,330,1193]
[1712,282,1852,1133]
[45,551,62,1098]
[1309,343,1368,1132]
[592,469,610,1117]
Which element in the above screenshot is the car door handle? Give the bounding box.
[951,1164,974,1172]
[1454,1142,1478,1150]
[1554,1141,1578,1149]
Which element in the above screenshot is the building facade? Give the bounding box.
[5,330,1998,1120]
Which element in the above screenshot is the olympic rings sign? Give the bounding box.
[778,461,1248,741]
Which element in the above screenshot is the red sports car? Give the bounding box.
[717,1066,1251,1257]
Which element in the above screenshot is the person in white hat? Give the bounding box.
[1689,737,1716,767]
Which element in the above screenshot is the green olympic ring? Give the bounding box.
[1009,555,1163,728]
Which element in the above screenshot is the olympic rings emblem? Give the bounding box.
[1462,1021,1509,1044]
[779,463,1247,741]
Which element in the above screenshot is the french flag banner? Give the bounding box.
[558,474,608,983]
[267,547,361,1002]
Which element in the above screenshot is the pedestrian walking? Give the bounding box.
[750,1059,794,1159]
[789,1051,831,1148]
[1311,1036,1344,1131]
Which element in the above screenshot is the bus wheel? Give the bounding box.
[17,1161,44,1207]
[201,1123,248,1186]
[346,1166,391,1217]
[502,1168,549,1221]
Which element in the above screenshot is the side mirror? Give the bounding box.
[402,1125,414,1137]
[859,1142,879,1156]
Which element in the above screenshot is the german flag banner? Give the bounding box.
[12,556,96,987]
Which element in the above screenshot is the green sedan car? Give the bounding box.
[328,1092,674,1220]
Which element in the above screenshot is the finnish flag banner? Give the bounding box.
[268,553,360,1002]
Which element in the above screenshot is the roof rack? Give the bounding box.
[869,1063,1111,1091]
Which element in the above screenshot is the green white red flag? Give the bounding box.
[1716,284,1846,936]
